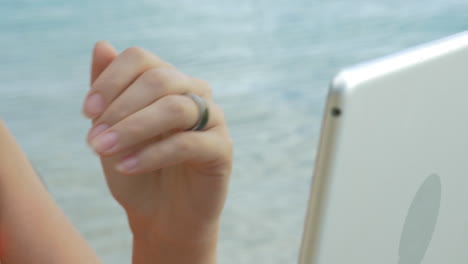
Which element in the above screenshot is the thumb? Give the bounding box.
[90,40,118,85]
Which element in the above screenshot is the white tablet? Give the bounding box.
[299,32,468,264]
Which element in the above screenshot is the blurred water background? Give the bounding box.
[1,0,467,263]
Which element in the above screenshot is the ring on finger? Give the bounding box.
[185,93,209,131]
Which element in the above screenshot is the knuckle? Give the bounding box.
[93,47,149,93]
[141,68,175,90]
[210,133,233,174]
[215,104,226,122]
[123,117,147,137]
[204,86,213,97]
[161,96,188,118]
[217,127,233,149]
[192,77,213,96]
[110,111,129,126]
[210,103,226,124]
[122,46,148,61]
[198,78,210,87]
[99,107,128,126]
[90,81,110,93]
[222,134,234,165]
[174,136,195,153]
[122,47,167,69]
[90,82,99,91]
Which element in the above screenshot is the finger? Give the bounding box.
[114,128,232,175]
[93,67,212,128]
[88,94,223,155]
[90,41,118,85]
[83,47,174,119]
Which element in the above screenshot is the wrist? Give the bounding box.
[131,225,218,264]
[128,214,219,264]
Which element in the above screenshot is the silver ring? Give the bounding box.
[185,93,209,131]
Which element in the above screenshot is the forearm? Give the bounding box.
[0,121,101,263]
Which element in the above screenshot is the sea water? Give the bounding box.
[1,0,467,262]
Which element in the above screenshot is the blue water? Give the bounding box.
[1,1,467,263]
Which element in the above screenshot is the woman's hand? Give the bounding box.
[83,41,233,263]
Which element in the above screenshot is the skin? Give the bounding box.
[0,120,102,264]
[85,41,233,263]
[0,41,233,264]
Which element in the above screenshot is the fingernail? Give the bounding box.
[84,93,105,117]
[90,131,118,153]
[87,124,109,141]
[116,156,139,173]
